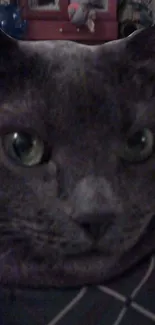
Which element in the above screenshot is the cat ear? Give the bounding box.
[125,26,155,61]
[0,28,17,49]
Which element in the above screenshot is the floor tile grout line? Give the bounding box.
[46,255,155,325]
[131,256,155,298]
[132,302,155,321]
[47,287,87,325]
[112,307,128,325]
[97,286,126,302]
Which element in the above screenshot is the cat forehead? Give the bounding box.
[18,40,98,77]
[0,39,116,119]
[1,39,103,101]
[0,27,155,131]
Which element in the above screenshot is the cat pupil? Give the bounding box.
[127,131,146,151]
[12,133,33,158]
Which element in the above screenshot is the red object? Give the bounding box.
[68,2,81,20]
[19,0,118,42]
[68,3,80,11]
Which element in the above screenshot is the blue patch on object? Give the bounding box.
[0,4,27,39]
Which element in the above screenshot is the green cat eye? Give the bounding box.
[3,132,44,166]
[121,128,154,162]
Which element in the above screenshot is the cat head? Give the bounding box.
[0,28,155,288]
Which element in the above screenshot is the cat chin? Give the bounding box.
[49,253,118,287]
[0,220,153,288]
[0,252,119,288]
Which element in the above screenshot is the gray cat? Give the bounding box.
[0,27,155,288]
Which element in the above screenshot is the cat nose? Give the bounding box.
[71,176,116,239]
[72,212,112,240]
[79,221,103,240]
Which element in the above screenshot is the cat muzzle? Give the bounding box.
[69,176,119,240]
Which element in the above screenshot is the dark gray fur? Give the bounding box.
[0,28,154,288]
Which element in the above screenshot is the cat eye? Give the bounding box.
[2,132,45,166]
[121,128,154,162]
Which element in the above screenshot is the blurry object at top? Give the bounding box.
[29,0,60,11]
[0,2,27,39]
[68,0,106,33]
[118,0,153,37]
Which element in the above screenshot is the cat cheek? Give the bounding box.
[27,178,59,202]
[44,161,57,180]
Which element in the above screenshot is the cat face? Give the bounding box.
[0,28,155,288]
